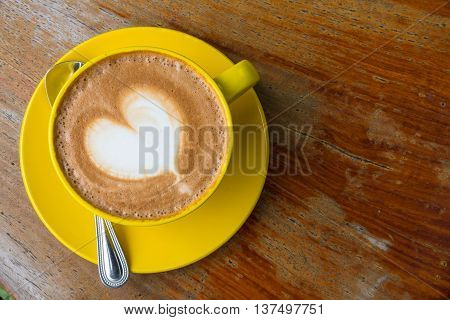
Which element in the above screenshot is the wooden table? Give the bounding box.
[1,0,449,299]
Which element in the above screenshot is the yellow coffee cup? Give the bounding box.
[47,47,260,226]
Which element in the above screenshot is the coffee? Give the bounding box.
[54,51,228,219]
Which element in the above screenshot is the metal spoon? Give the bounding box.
[45,61,129,288]
[95,215,129,288]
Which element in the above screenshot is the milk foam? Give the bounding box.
[177,182,193,195]
[85,88,180,180]
[55,51,228,219]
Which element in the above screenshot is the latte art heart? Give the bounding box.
[85,89,181,179]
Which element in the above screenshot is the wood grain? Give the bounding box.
[0,0,449,299]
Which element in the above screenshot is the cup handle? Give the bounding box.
[214,60,260,103]
[45,61,84,106]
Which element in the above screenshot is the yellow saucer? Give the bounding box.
[20,27,268,273]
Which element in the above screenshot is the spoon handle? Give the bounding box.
[95,215,129,288]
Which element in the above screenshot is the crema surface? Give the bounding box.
[54,51,228,219]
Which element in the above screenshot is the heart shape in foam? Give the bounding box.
[85,88,181,180]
